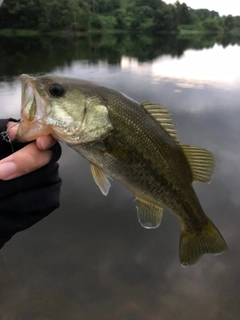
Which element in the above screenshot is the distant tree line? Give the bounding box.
[0,0,240,33]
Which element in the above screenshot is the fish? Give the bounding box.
[16,74,227,266]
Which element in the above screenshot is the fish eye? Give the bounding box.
[49,83,65,97]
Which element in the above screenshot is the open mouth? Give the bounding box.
[21,74,37,122]
[16,75,52,142]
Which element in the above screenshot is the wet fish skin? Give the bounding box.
[16,74,227,266]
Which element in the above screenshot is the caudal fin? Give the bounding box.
[179,218,228,266]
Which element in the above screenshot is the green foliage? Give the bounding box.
[130,5,154,32]
[0,0,41,28]
[234,16,240,28]
[224,15,235,30]
[115,7,133,30]
[0,0,239,34]
[175,1,195,25]
[153,3,179,32]
[98,15,117,30]
[202,18,222,33]
[194,9,219,21]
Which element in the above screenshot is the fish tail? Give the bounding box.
[179,217,228,266]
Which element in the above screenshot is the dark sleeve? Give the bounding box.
[0,118,62,249]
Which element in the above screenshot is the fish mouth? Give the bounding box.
[16,74,52,142]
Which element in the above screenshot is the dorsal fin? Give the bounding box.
[141,102,179,143]
[180,144,215,183]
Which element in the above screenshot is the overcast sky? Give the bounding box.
[164,0,240,16]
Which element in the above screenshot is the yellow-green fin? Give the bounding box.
[180,144,215,183]
[90,164,111,196]
[141,101,179,143]
[135,196,163,229]
[179,217,228,266]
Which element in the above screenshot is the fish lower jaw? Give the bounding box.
[16,120,51,142]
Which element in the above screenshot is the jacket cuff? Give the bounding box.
[0,118,19,142]
[0,119,22,160]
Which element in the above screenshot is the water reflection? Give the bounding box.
[0,33,240,319]
[1,32,240,80]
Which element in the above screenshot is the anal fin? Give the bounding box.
[90,164,111,196]
[135,197,163,229]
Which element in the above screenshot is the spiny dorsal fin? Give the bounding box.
[180,144,215,183]
[135,196,163,229]
[90,163,111,196]
[141,102,179,143]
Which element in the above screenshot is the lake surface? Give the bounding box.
[0,33,240,319]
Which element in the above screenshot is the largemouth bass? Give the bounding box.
[16,74,227,266]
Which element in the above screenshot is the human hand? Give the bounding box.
[0,121,58,180]
[0,119,62,249]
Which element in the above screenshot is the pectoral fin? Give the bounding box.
[135,197,163,229]
[90,164,111,196]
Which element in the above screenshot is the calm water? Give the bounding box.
[1,33,240,319]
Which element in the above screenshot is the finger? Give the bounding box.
[7,122,19,140]
[0,142,53,180]
[7,121,56,149]
[7,122,56,150]
[36,134,57,151]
